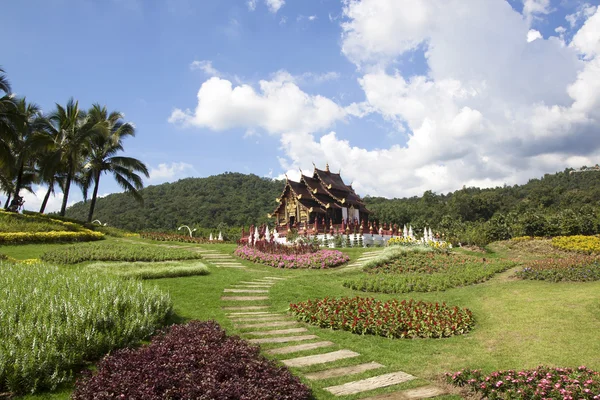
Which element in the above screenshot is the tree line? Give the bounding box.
[0,67,148,222]
[64,167,600,246]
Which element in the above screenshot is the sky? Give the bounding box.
[3,0,600,213]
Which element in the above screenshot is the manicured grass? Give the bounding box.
[10,239,600,400]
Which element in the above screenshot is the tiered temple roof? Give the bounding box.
[270,164,370,227]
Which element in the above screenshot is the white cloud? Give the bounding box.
[308,15,317,21]
[18,185,79,214]
[190,60,220,77]
[566,3,597,28]
[527,29,542,42]
[265,0,284,13]
[172,0,600,199]
[169,74,346,134]
[247,0,257,11]
[147,162,197,184]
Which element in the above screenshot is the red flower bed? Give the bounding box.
[289,297,474,339]
[445,366,600,399]
[72,321,311,400]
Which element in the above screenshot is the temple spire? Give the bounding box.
[326,162,330,172]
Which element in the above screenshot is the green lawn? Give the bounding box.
[9,238,600,399]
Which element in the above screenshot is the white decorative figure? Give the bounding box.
[218,231,223,241]
[265,226,271,242]
[428,227,433,242]
[424,228,428,242]
[209,233,213,241]
[254,226,260,245]
[408,226,413,239]
[403,224,408,237]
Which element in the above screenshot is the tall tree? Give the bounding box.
[82,104,149,222]
[47,98,95,216]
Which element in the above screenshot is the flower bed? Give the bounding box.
[515,255,600,282]
[552,235,600,254]
[388,236,450,249]
[72,321,311,400]
[445,366,600,399]
[235,245,349,269]
[289,297,474,339]
[0,261,172,394]
[344,249,516,293]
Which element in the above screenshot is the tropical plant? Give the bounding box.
[46,98,95,216]
[81,104,148,222]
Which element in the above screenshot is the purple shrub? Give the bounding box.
[234,245,349,269]
[72,321,311,400]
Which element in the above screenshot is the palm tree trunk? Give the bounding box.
[60,168,73,217]
[13,160,24,203]
[4,192,11,210]
[39,180,54,214]
[87,171,101,223]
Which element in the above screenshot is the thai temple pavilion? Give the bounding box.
[270,164,370,230]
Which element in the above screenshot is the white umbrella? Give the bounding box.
[209,233,213,241]
[428,227,433,241]
[403,224,408,237]
[254,226,259,245]
[265,226,271,242]
[218,231,223,241]
[408,226,413,239]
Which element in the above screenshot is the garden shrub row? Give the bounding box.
[86,260,210,279]
[140,231,229,243]
[0,230,104,244]
[0,261,172,394]
[40,241,203,264]
[344,249,516,293]
[72,321,311,400]
[445,366,600,399]
[290,297,474,339]
[552,235,600,254]
[515,255,600,282]
[235,245,349,269]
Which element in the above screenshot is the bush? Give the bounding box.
[72,321,311,400]
[235,245,349,269]
[41,241,203,264]
[0,230,104,244]
[552,235,600,254]
[516,255,600,282]
[86,260,210,279]
[140,231,231,244]
[343,248,515,293]
[0,261,172,394]
[290,297,474,339]
[445,366,600,399]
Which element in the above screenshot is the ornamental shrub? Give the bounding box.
[445,366,600,399]
[72,321,311,400]
[290,297,474,339]
[41,241,203,264]
[0,261,172,394]
[516,255,600,282]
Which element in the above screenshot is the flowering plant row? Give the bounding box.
[445,366,600,399]
[0,230,104,244]
[515,255,600,282]
[552,235,600,254]
[289,297,474,339]
[140,232,226,244]
[345,250,515,293]
[251,240,319,255]
[388,236,450,249]
[73,321,311,400]
[234,245,348,269]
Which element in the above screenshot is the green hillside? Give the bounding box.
[65,172,283,231]
[64,167,600,244]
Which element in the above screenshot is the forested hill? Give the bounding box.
[65,172,284,231]
[65,168,600,241]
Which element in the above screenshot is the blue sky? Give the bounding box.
[3,0,600,212]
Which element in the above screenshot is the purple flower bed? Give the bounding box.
[445,366,600,399]
[72,321,311,400]
[235,245,349,269]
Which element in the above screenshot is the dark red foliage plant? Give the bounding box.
[72,321,312,400]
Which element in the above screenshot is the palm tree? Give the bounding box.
[82,104,149,222]
[0,67,18,205]
[47,98,95,216]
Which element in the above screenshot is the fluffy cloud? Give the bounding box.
[169,74,346,134]
[17,186,78,214]
[265,0,284,13]
[190,60,220,76]
[173,0,600,198]
[147,162,197,185]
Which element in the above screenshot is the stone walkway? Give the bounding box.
[156,244,247,269]
[219,252,447,399]
[340,250,384,271]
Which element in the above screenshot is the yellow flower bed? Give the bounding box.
[0,230,104,245]
[388,236,450,249]
[551,235,600,254]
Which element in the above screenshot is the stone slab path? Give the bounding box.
[218,255,447,399]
